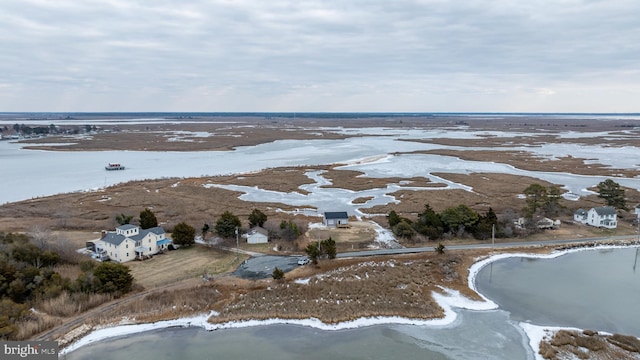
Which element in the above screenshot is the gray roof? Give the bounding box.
[574,208,587,216]
[103,226,166,245]
[248,227,268,236]
[324,211,348,219]
[593,206,616,215]
[117,224,138,231]
[102,233,128,246]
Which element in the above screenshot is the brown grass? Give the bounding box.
[38,292,113,317]
[540,330,640,360]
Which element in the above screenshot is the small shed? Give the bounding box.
[323,211,350,228]
[246,227,269,244]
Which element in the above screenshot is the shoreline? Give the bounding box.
[60,243,640,359]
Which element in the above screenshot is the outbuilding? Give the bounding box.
[323,211,350,228]
[245,227,269,244]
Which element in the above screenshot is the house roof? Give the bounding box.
[102,233,128,246]
[324,211,348,219]
[574,208,587,216]
[103,226,166,246]
[248,227,268,236]
[117,224,138,231]
[592,206,616,215]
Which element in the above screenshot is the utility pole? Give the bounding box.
[235,226,239,260]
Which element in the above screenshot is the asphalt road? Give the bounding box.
[337,234,639,258]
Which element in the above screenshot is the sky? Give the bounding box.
[1,0,639,113]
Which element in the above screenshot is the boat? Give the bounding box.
[105,163,125,170]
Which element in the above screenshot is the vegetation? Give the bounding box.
[388,204,504,241]
[201,223,210,239]
[115,213,133,225]
[248,208,268,228]
[523,184,565,217]
[0,232,134,340]
[279,220,301,240]
[139,208,158,229]
[271,267,284,281]
[597,179,627,210]
[305,237,337,264]
[215,211,242,238]
[171,222,196,246]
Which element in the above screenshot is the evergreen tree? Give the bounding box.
[172,222,196,246]
[215,211,242,238]
[139,208,158,229]
[597,179,627,210]
[248,209,267,228]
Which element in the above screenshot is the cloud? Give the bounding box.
[1,0,639,112]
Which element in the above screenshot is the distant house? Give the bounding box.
[244,227,269,244]
[92,224,171,262]
[536,217,561,230]
[574,206,617,229]
[323,211,350,228]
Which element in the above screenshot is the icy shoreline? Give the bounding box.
[60,244,638,359]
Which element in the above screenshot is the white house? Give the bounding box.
[323,211,350,228]
[244,227,269,244]
[93,224,171,262]
[574,206,617,229]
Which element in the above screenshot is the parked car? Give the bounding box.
[297,256,310,265]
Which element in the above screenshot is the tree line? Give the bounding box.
[0,233,133,340]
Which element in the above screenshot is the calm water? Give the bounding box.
[476,247,640,336]
[65,247,639,359]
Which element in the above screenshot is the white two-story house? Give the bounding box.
[95,224,171,262]
[574,206,617,229]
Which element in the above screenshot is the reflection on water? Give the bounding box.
[476,247,640,336]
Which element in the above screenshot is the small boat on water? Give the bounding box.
[105,163,125,170]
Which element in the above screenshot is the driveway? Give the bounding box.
[233,255,302,279]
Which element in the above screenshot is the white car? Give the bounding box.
[297,256,310,265]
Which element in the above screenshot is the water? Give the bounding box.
[64,310,532,360]
[64,247,639,359]
[475,247,640,336]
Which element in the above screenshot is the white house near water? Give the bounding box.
[574,206,617,229]
[244,227,269,244]
[90,224,172,262]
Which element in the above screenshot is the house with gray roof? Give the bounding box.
[574,206,617,229]
[95,224,171,262]
[323,211,350,228]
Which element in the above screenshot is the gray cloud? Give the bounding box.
[1,0,639,112]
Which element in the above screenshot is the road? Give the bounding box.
[337,234,639,258]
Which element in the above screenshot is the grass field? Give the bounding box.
[126,245,247,288]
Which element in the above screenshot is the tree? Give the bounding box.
[305,242,320,264]
[541,186,564,217]
[201,223,210,239]
[215,211,242,238]
[387,210,402,227]
[248,209,267,228]
[321,237,337,259]
[414,204,444,240]
[472,208,498,240]
[597,179,627,210]
[272,267,284,281]
[139,208,158,229]
[93,262,133,294]
[523,184,547,217]
[279,220,301,240]
[393,220,415,239]
[172,222,196,246]
[440,205,479,235]
[115,213,133,225]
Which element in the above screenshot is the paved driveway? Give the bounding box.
[233,255,302,279]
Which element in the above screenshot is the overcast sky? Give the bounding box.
[1,0,639,113]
